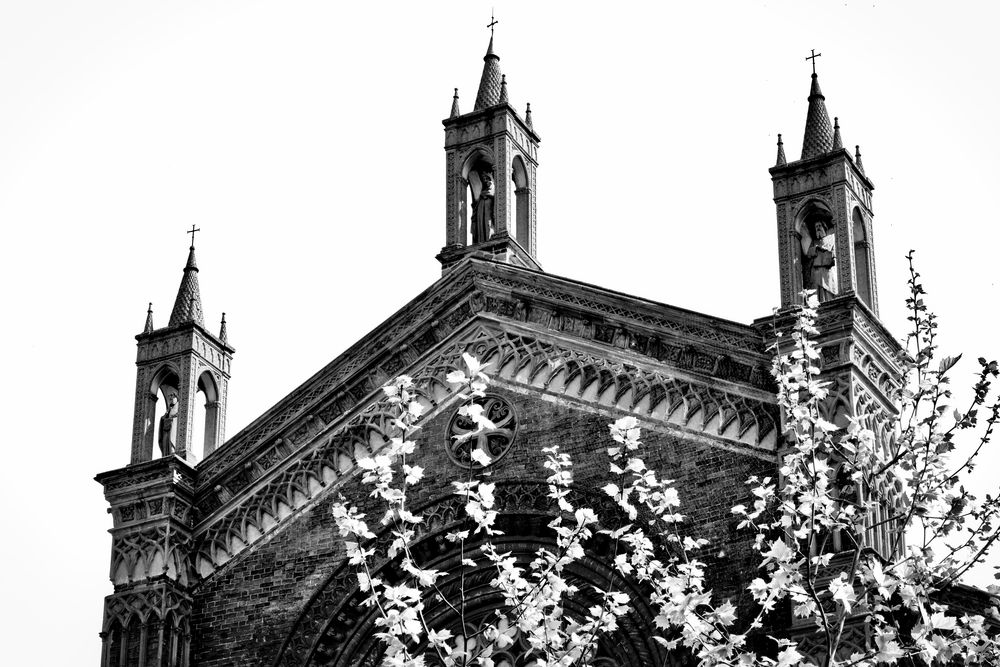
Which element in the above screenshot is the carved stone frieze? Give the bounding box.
[110,524,192,587]
[190,323,778,579]
[103,585,192,630]
[195,261,771,512]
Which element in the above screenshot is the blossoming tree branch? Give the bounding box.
[332,256,1000,666]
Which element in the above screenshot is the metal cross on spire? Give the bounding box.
[187,224,201,248]
[487,10,498,37]
[806,49,822,75]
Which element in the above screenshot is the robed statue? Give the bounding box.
[801,219,838,301]
[159,394,179,456]
[471,169,495,243]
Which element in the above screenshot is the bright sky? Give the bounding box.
[2,2,999,664]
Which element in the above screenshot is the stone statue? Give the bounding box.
[159,394,179,456]
[802,219,838,301]
[471,169,495,243]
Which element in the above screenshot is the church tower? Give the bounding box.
[96,234,232,667]
[765,58,902,557]
[769,62,878,314]
[760,59,904,661]
[129,237,234,465]
[437,32,541,272]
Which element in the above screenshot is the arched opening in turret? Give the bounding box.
[193,371,221,461]
[462,151,496,245]
[795,202,838,302]
[125,614,142,666]
[103,619,123,667]
[150,366,181,460]
[853,207,873,308]
[511,155,530,250]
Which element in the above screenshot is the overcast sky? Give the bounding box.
[2,2,999,663]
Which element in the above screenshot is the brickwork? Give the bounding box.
[189,385,776,666]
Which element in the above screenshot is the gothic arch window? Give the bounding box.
[144,613,162,667]
[125,614,142,667]
[149,366,181,459]
[462,150,496,245]
[795,202,838,302]
[103,619,123,667]
[853,207,874,308]
[511,155,530,249]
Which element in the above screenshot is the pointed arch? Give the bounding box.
[511,154,531,250]
[197,370,222,458]
[794,200,838,301]
[852,207,874,308]
[462,148,497,245]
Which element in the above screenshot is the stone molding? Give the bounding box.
[188,321,778,579]
[195,260,769,496]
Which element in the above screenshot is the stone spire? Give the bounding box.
[498,74,509,105]
[219,312,228,344]
[832,117,843,150]
[801,73,834,160]
[775,133,787,167]
[168,245,205,327]
[855,145,866,176]
[449,88,460,118]
[143,302,154,334]
[525,102,533,130]
[474,35,504,110]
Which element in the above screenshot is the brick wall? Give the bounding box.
[190,386,776,666]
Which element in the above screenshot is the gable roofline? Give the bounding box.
[195,257,770,489]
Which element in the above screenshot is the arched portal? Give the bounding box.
[274,483,681,667]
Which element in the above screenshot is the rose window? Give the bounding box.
[446,395,517,467]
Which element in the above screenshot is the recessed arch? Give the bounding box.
[795,200,838,301]
[147,365,181,460]
[461,149,497,245]
[511,154,530,249]
[852,207,874,308]
[274,484,674,667]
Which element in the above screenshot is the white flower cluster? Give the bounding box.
[330,274,1000,667]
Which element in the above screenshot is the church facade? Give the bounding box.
[97,36,905,667]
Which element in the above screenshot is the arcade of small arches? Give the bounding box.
[102,609,190,667]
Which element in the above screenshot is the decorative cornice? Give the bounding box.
[195,260,769,495]
[189,320,778,580]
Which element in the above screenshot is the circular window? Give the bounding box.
[446,395,518,468]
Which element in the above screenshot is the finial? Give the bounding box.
[169,240,205,327]
[488,10,498,38]
[499,74,509,105]
[144,302,154,334]
[832,117,843,150]
[775,133,787,167]
[806,49,822,75]
[187,224,201,248]
[525,102,533,130]
[219,312,228,344]
[801,56,834,160]
[855,145,866,175]
[450,88,460,118]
